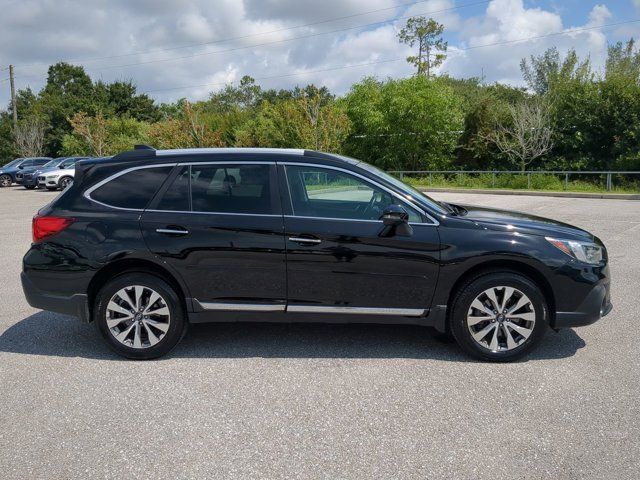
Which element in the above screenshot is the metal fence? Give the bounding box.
[387,170,640,191]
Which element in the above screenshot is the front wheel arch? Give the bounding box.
[445,260,556,331]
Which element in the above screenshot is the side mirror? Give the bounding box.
[380,204,409,226]
[379,205,413,237]
[18,165,24,169]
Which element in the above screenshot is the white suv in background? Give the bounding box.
[38,165,76,190]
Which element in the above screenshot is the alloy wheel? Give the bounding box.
[0,175,11,187]
[60,177,72,189]
[106,285,171,349]
[466,286,536,352]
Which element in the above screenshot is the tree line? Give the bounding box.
[2,18,640,173]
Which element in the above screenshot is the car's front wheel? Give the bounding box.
[25,185,36,190]
[0,174,12,187]
[94,273,187,359]
[450,272,548,362]
[59,176,73,190]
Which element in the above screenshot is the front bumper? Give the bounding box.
[22,175,38,187]
[554,280,612,328]
[39,176,60,188]
[21,272,90,322]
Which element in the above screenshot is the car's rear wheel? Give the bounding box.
[0,174,11,187]
[450,272,548,362]
[25,185,36,190]
[94,273,187,359]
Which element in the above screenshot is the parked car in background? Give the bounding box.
[22,146,612,361]
[0,158,49,187]
[15,157,54,189]
[28,157,86,190]
[38,162,79,191]
[0,158,23,186]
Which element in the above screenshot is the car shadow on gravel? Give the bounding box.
[0,311,586,362]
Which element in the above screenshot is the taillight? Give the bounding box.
[32,215,75,243]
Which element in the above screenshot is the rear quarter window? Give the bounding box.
[89,166,173,209]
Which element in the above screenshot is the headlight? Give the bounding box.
[46,175,60,179]
[545,237,603,264]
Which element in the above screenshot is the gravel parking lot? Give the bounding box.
[1,185,638,479]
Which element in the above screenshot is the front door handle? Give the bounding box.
[156,227,189,236]
[289,236,322,245]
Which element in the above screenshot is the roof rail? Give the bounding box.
[134,144,156,151]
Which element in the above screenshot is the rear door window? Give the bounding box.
[190,164,275,214]
[90,166,173,209]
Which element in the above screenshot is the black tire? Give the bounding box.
[59,176,73,189]
[450,272,548,362]
[94,272,187,360]
[24,185,36,190]
[0,174,11,187]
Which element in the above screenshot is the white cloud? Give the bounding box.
[0,0,625,106]
[442,1,611,85]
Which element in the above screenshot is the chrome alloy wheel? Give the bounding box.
[106,285,171,349]
[466,286,536,352]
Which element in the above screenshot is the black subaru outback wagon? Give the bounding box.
[22,146,612,361]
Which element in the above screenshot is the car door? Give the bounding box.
[280,163,440,315]
[140,158,287,312]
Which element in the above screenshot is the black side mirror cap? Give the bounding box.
[379,205,413,237]
[380,204,409,226]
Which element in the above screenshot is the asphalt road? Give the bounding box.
[1,185,639,479]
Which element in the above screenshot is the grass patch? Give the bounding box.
[401,173,640,194]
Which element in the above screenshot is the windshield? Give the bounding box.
[350,158,448,215]
[43,159,63,168]
[2,158,22,168]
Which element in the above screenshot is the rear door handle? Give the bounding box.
[156,227,189,236]
[288,236,322,245]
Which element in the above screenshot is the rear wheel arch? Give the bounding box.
[445,259,556,329]
[87,258,190,321]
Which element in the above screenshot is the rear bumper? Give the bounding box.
[554,281,612,328]
[21,272,90,322]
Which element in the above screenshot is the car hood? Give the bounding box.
[36,166,60,174]
[454,203,594,241]
[18,166,40,173]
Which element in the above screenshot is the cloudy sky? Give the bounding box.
[0,0,638,106]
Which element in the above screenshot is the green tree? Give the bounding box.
[397,17,447,77]
[235,96,350,151]
[520,47,591,95]
[207,75,262,113]
[342,76,462,170]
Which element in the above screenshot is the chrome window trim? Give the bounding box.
[84,161,277,212]
[146,209,281,218]
[195,300,286,312]
[83,163,178,211]
[286,305,426,316]
[280,162,439,226]
[283,215,432,226]
[82,158,440,226]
